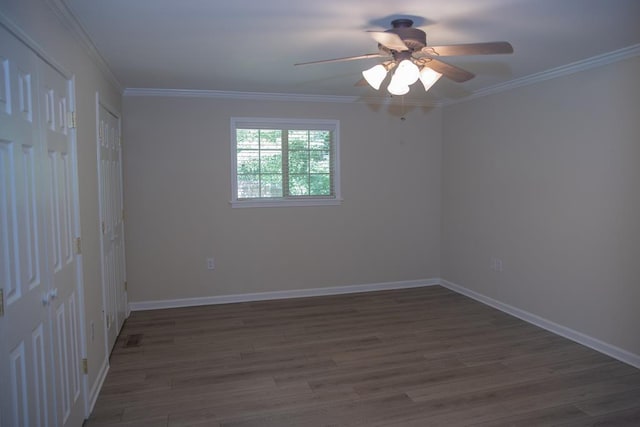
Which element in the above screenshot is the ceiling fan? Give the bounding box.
[295,18,514,96]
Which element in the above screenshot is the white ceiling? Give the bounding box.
[63,0,640,102]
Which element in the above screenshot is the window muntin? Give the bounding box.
[231,118,340,207]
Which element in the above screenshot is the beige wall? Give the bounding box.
[1,0,122,391]
[122,96,442,301]
[442,57,640,355]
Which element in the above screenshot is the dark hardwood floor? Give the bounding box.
[85,286,640,426]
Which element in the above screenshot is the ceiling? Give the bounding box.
[62,0,640,103]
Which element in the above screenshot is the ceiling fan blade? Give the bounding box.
[425,41,514,56]
[367,31,408,51]
[295,53,384,66]
[354,78,369,87]
[425,58,475,82]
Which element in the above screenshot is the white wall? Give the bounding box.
[442,56,640,356]
[122,96,442,302]
[1,0,122,393]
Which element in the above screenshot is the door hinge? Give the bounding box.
[124,281,128,292]
[102,221,106,234]
[82,358,88,374]
[0,289,4,317]
[67,111,77,129]
[122,209,125,222]
[75,237,82,255]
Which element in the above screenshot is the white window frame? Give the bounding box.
[231,117,342,208]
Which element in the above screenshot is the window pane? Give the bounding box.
[260,151,282,174]
[233,119,339,205]
[288,130,308,149]
[288,151,309,174]
[237,150,260,174]
[310,174,331,196]
[309,130,330,150]
[237,129,259,149]
[309,150,330,173]
[260,174,282,197]
[260,129,282,148]
[289,174,309,196]
[237,174,260,198]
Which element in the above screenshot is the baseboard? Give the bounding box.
[129,278,439,312]
[439,279,640,370]
[87,358,109,416]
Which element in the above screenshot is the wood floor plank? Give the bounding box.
[217,393,415,427]
[575,387,640,416]
[86,286,640,426]
[402,366,640,425]
[562,406,640,426]
[84,415,169,427]
[469,404,591,427]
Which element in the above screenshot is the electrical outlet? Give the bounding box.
[490,257,504,272]
[206,257,215,270]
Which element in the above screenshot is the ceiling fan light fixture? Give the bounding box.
[419,67,443,92]
[387,73,410,96]
[388,84,409,96]
[362,64,388,90]
[296,18,514,98]
[394,59,420,86]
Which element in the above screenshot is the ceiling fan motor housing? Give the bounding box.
[387,19,426,51]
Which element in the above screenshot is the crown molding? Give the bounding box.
[124,88,358,103]
[45,0,123,93]
[123,87,440,107]
[0,10,72,78]
[443,44,640,106]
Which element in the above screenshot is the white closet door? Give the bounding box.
[40,63,85,427]
[0,26,85,427]
[0,29,56,427]
[97,100,126,353]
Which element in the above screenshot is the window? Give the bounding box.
[231,118,341,207]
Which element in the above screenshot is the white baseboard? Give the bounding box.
[129,278,439,312]
[439,279,640,370]
[87,358,109,416]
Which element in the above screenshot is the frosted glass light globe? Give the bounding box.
[362,64,388,90]
[394,59,420,85]
[387,73,410,96]
[419,67,443,92]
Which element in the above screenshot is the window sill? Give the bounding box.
[230,198,343,208]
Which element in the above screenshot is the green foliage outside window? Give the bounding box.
[236,128,333,199]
